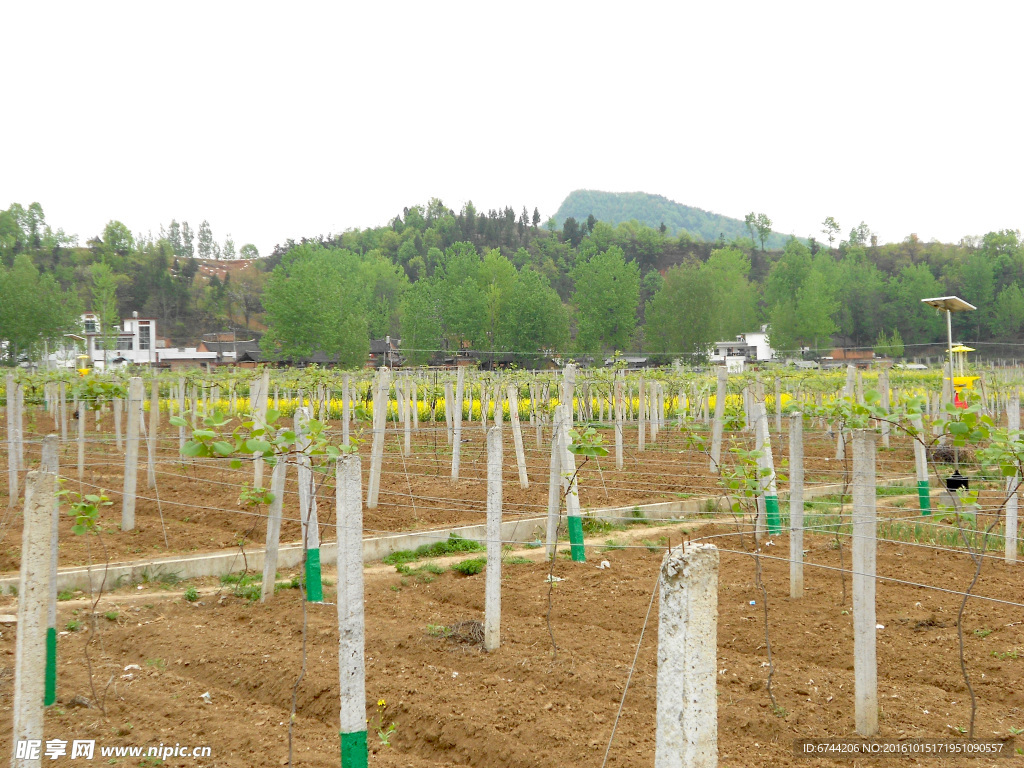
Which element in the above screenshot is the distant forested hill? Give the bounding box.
[553,190,795,249]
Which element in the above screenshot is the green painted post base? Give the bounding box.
[305,548,323,602]
[340,730,367,768]
[917,480,931,516]
[765,495,781,535]
[44,626,56,706]
[567,515,586,562]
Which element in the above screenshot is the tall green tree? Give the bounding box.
[180,222,194,259]
[956,251,995,339]
[767,268,838,353]
[645,263,718,362]
[478,249,516,352]
[197,220,217,260]
[831,251,890,345]
[358,252,408,339]
[753,214,770,252]
[763,238,813,310]
[699,247,759,340]
[849,221,872,246]
[166,220,183,257]
[495,267,569,364]
[889,263,945,343]
[570,245,639,354]
[0,254,81,364]
[992,282,1024,337]
[399,279,444,365]
[260,245,370,366]
[90,261,121,365]
[821,216,840,249]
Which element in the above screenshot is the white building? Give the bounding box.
[54,313,216,369]
[710,325,778,365]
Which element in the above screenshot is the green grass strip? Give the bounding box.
[382,533,484,566]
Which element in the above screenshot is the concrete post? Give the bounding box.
[251,370,269,488]
[112,395,123,453]
[941,361,953,408]
[50,381,57,421]
[638,374,646,453]
[493,382,504,426]
[367,368,390,508]
[852,430,879,737]
[507,385,529,489]
[411,380,418,431]
[76,392,85,481]
[484,426,502,652]
[176,378,186,456]
[15,380,23,471]
[789,413,804,599]
[147,378,158,489]
[710,368,727,474]
[774,376,783,434]
[559,405,585,562]
[260,458,287,603]
[336,454,367,768]
[753,387,780,537]
[394,379,405,427]
[743,385,752,432]
[479,381,487,431]
[655,542,719,768]
[402,379,412,457]
[59,382,67,444]
[910,414,931,515]
[7,375,18,506]
[12,467,58,768]
[341,374,351,449]
[560,364,576,428]
[614,375,624,471]
[41,437,59,707]
[295,408,322,602]
[444,381,454,445]
[836,364,856,460]
[535,382,544,449]
[649,382,658,444]
[879,370,891,450]
[1006,392,1019,565]
[452,367,465,481]
[545,408,562,558]
[121,377,143,531]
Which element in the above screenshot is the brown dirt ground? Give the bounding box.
[1,521,1022,767]
[1,410,920,572]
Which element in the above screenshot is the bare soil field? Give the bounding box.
[0,521,1021,767]
[0,409,920,572]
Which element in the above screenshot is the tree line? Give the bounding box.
[2,198,1024,367]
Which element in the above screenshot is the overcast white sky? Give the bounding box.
[3,2,1022,256]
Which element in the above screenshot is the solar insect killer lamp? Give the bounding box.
[921,296,976,493]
